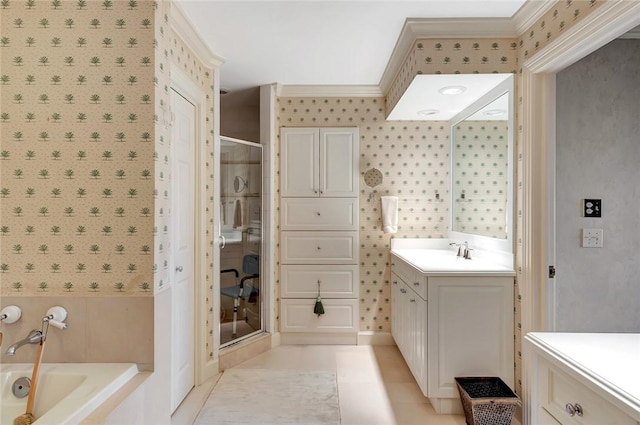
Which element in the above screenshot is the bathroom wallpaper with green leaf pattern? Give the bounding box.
[0,0,157,295]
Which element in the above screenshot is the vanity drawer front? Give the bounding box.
[281,198,357,230]
[538,357,636,425]
[391,256,428,300]
[280,298,358,332]
[281,231,358,264]
[281,265,358,298]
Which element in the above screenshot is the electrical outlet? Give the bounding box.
[582,228,603,248]
[584,199,601,217]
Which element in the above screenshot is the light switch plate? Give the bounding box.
[582,228,603,248]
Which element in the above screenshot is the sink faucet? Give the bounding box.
[462,241,473,260]
[5,329,43,356]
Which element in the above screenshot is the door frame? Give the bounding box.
[520,3,640,423]
[170,67,217,385]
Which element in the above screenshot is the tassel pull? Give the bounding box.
[314,296,325,317]
[314,280,325,317]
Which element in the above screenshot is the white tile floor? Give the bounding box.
[176,344,479,425]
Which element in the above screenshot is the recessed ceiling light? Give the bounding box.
[417,109,439,116]
[438,86,467,95]
[483,109,506,116]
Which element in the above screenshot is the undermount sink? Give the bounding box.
[391,248,515,276]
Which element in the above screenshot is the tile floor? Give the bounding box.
[174,344,500,425]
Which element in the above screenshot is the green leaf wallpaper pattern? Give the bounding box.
[0,0,156,295]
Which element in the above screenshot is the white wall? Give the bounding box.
[555,39,640,332]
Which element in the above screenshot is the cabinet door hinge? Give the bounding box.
[549,265,556,279]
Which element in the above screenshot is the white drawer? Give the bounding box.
[280,298,358,333]
[281,198,357,230]
[281,265,358,298]
[280,231,358,264]
[538,357,636,425]
[391,256,428,300]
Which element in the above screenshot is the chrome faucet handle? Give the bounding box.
[464,248,473,260]
[449,242,463,257]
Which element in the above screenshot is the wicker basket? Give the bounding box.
[455,377,520,425]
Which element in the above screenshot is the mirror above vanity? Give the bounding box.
[450,76,513,253]
[387,73,514,254]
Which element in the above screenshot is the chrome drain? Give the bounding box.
[12,376,31,398]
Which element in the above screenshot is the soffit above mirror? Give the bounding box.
[386,74,512,121]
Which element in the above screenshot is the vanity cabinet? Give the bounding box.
[280,127,359,343]
[391,254,514,414]
[526,333,640,425]
[280,127,358,198]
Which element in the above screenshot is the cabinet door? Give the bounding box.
[320,128,358,197]
[427,277,514,399]
[280,128,319,197]
[391,274,401,346]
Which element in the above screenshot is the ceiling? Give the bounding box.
[176,0,529,93]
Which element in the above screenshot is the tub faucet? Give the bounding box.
[5,329,43,356]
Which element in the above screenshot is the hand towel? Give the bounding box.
[232,199,242,229]
[381,196,398,234]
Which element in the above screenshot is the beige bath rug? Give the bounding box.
[194,368,340,425]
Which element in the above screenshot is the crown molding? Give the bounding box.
[512,0,556,36]
[277,85,384,98]
[618,24,640,39]
[378,17,518,95]
[170,2,225,68]
[524,0,640,73]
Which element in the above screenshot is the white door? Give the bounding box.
[170,88,196,413]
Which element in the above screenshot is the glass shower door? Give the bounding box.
[219,137,263,346]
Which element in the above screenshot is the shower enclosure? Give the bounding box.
[219,137,263,346]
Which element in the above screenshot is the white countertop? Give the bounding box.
[526,332,640,420]
[391,248,516,276]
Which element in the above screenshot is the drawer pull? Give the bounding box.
[413,282,420,286]
[400,288,406,294]
[565,403,583,417]
[392,280,398,285]
[410,299,416,303]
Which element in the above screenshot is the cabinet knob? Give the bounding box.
[316,212,321,216]
[317,246,321,250]
[314,190,318,194]
[565,403,583,417]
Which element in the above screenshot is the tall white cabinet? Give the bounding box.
[280,127,359,344]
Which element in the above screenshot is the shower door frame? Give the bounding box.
[218,136,266,348]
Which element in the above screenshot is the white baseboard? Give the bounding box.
[280,332,358,345]
[278,331,396,346]
[357,331,395,346]
[198,358,219,385]
[270,332,281,348]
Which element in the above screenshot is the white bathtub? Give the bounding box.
[1,363,138,425]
